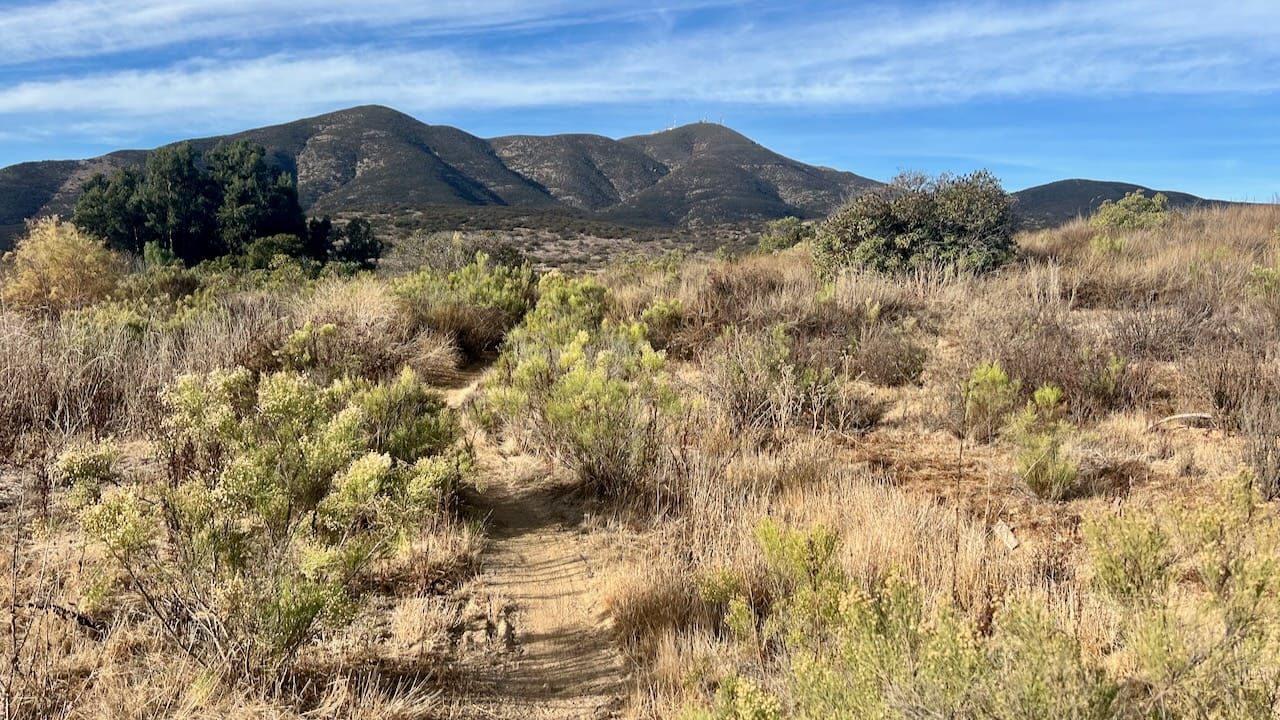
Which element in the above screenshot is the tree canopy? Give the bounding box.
[71,140,358,267]
[812,170,1016,276]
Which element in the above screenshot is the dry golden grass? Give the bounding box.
[587,203,1280,716]
[5,202,1280,717]
[1020,204,1280,309]
[296,275,464,382]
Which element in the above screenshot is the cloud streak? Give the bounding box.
[0,0,656,63]
[5,1,1278,119]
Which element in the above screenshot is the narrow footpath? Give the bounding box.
[442,382,630,719]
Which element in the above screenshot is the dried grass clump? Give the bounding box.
[294,276,462,381]
[954,301,1146,422]
[699,324,883,442]
[1020,203,1280,311]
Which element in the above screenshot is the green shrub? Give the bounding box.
[640,297,685,351]
[116,260,202,302]
[275,320,338,373]
[486,272,676,499]
[82,367,468,677]
[960,361,1018,443]
[1088,233,1126,255]
[53,439,121,507]
[685,519,1116,719]
[1090,190,1169,230]
[243,233,307,269]
[1085,471,1280,716]
[813,170,1015,277]
[1006,384,1078,500]
[971,306,1141,421]
[686,480,1280,718]
[681,675,783,720]
[1085,513,1172,605]
[757,216,813,254]
[338,367,458,463]
[391,251,536,355]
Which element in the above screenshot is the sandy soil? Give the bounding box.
[442,381,629,719]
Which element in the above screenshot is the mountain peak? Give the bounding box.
[0,108,880,244]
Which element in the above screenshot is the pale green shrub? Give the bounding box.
[52,438,121,507]
[391,251,536,354]
[686,519,1116,719]
[82,367,468,677]
[1006,384,1078,500]
[960,361,1018,443]
[276,320,338,373]
[1085,513,1172,605]
[1083,470,1280,717]
[1088,233,1126,255]
[683,474,1280,718]
[681,675,783,720]
[640,296,685,351]
[1090,190,1169,230]
[486,272,677,499]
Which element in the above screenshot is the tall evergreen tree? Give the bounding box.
[72,167,149,253]
[72,139,312,266]
[207,140,307,253]
[261,171,307,240]
[306,216,334,261]
[140,142,218,263]
[206,139,272,255]
[333,217,382,269]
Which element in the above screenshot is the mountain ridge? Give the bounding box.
[0,105,1221,247]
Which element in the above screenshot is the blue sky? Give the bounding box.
[1,0,1278,200]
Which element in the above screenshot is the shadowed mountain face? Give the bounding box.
[0,106,877,246]
[1012,179,1211,229]
[0,105,1221,248]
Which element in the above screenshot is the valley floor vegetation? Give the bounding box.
[1,187,1279,719]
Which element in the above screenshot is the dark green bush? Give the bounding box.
[813,170,1015,276]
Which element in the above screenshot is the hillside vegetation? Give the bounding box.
[1,192,1279,718]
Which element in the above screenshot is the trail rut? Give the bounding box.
[443,381,630,719]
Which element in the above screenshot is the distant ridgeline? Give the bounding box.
[0,105,1223,251]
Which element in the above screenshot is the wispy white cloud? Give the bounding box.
[0,0,726,64]
[0,0,1278,146]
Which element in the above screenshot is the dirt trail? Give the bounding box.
[443,380,630,719]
